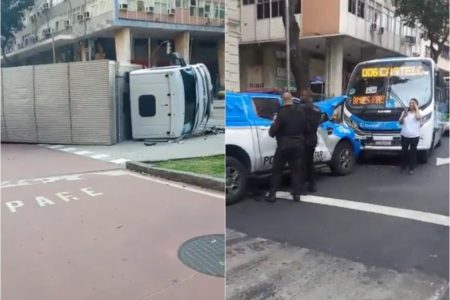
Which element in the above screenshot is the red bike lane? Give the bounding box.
[1,144,225,300]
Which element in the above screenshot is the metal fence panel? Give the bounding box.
[69,60,116,145]
[34,63,72,144]
[2,66,37,143]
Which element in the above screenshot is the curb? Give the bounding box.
[126,161,225,192]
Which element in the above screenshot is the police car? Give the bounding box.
[226,92,361,204]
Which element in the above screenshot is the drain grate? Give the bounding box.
[178,234,225,277]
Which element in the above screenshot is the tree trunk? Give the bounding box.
[282,0,302,96]
[1,39,13,67]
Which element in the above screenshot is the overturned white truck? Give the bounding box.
[129,62,214,140]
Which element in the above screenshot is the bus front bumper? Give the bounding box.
[358,135,430,151]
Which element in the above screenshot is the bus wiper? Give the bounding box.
[389,86,406,109]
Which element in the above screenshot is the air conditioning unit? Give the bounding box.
[41,2,50,12]
[403,35,416,45]
[42,28,52,37]
[119,3,128,10]
[167,8,175,15]
[145,6,154,13]
[84,11,91,19]
[77,14,84,22]
[370,23,377,31]
[30,14,37,22]
[378,26,384,35]
[412,52,420,57]
[64,19,72,28]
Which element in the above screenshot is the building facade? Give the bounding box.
[228,0,449,95]
[3,0,225,89]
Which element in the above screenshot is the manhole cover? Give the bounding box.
[178,234,224,277]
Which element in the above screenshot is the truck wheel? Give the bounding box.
[226,156,249,205]
[330,141,355,175]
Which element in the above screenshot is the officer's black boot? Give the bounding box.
[265,191,276,203]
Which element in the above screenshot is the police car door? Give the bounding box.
[250,96,281,172]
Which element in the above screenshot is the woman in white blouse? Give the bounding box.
[399,98,422,175]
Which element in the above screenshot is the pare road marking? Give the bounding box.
[4,187,103,213]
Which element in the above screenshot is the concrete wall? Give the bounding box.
[1,60,123,145]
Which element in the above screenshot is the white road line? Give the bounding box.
[46,145,64,149]
[60,147,77,152]
[74,151,92,155]
[436,157,450,166]
[278,192,449,227]
[126,172,224,199]
[90,154,110,159]
[110,158,129,164]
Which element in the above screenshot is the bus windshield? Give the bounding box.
[346,60,432,110]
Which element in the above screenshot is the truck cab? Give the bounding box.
[225,92,361,204]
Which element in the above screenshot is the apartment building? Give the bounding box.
[229,0,449,95]
[2,0,225,88]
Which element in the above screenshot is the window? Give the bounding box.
[357,0,365,18]
[243,0,255,5]
[253,98,280,120]
[348,0,356,14]
[257,0,270,19]
[271,0,283,17]
[139,95,156,117]
[348,0,364,18]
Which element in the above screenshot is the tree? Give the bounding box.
[1,0,35,65]
[282,0,302,94]
[391,0,449,63]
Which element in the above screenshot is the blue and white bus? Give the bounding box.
[343,57,448,163]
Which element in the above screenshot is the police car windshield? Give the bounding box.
[346,60,432,110]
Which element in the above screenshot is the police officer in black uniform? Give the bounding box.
[299,88,321,193]
[266,92,307,203]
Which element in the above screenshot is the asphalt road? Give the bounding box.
[1,143,225,300]
[227,136,449,299]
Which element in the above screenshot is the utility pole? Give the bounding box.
[45,10,56,63]
[285,0,290,91]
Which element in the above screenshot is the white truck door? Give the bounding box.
[251,96,281,172]
[130,72,172,139]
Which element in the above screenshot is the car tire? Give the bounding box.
[330,141,356,175]
[226,156,249,205]
[417,150,429,164]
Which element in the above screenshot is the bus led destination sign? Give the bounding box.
[361,66,425,78]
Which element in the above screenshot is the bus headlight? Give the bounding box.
[422,112,432,124]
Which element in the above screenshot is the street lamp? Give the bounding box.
[285,0,290,92]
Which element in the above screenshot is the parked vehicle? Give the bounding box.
[225,92,361,204]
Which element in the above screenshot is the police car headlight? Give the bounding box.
[422,112,432,124]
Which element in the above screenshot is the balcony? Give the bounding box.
[117,0,225,27]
